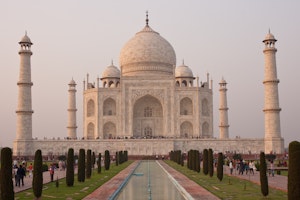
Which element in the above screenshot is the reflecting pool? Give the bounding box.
[114,160,187,200]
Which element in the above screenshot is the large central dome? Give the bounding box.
[119,19,176,76]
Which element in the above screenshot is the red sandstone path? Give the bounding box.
[83,161,220,200]
[14,162,288,199]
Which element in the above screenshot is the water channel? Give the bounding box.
[112,160,189,200]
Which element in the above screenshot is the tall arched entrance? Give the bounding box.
[133,95,163,138]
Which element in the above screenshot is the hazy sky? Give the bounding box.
[1,1,299,149]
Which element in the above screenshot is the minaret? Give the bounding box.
[67,79,77,139]
[219,78,229,139]
[16,33,34,141]
[262,30,284,154]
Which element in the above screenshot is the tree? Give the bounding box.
[208,148,214,177]
[203,149,208,175]
[116,152,119,166]
[196,150,200,173]
[104,150,110,170]
[66,148,74,186]
[78,149,85,182]
[97,153,102,174]
[217,152,224,181]
[259,152,269,197]
[92,151,96,169]
[288,141,300,200]
[86,149,92,179]
[0,147,14,200]
[33,149,43,199]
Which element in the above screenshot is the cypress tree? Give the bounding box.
[217,152,224,181]
[66,148,74,186]
[0,147,14,200]
[181,153,184,167]
[116,152,119,166]
[97,153,102,174]
[203,149,208,175]
[208,148,214,177]
[196,150,200,173]
[86,149,92,179]
[259,152,269,196]
[288,141,300,200]
[92,151,96,169]
[33,149,43,199]
[78,149,85,182]
[104,150,110,170]
[124,150,128,161]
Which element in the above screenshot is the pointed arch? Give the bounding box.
[103,122,116,139]
[180,97,193,115]
[202,98,209,116]
[103,98,116,116]
[87,122,95,139]
[180,121,193,138]
[202,122,209,138]
[87,99,95,117]
[182,80,187,87]
[133,95,163,137]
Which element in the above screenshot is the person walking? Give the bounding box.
[229,160,233,175]
[49,164,55,182]
[28,163,33,178]
[17,164,25,186]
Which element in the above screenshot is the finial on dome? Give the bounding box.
[146,10,149,26]
[111,59,114,65]
[182,59,184,65]
[268,28,271,34]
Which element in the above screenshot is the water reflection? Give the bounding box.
[115,161,186,200]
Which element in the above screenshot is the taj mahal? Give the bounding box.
[13,15,284,157]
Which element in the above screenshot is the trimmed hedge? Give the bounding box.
[0,147,14,200]
[203,149,208,175]
[259,152,269,197]
[78,149,85,182]
[86,149,92,179]
[217,152,223,181]
[66,148,74,186]
[288,141,300,200]
[33,149,43,199]
[208,148,214,177]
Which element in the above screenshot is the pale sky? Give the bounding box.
[1,0,299,149]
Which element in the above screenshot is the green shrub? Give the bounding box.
[259,152,269,196]
[208,148,214,177]
[203,149,208,175]
[97,153,101,174]
[0,147,14,200]
[78,149,85,182]
[104,150,110,170]
[42,164,49,172]
[66,148,74,186]
[217,152,223,181]
[33,149,43,199]
[288,141,300,200]
[86,149,92,179]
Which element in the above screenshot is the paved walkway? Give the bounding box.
[223,166,287,192]
[14,169,67,193]
[84,161,220,200]
[15,162,287,199]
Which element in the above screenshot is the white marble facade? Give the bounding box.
[13,17,284,157]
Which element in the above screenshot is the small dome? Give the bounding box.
[102,63,120,79]
[220,77,227,84]
[69,79,76,85]
[175,63,193,78]
[263,30,277,42]
[19,33,33,44]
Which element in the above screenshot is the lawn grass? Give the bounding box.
[165,160,287,200]
[15,161,133,200]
